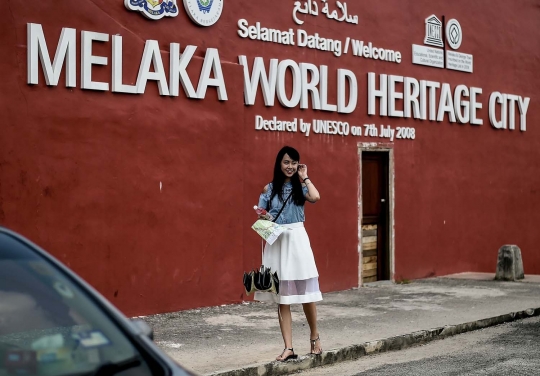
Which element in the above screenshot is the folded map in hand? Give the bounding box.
[251,219,287,245]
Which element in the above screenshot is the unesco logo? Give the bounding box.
[183,0,224,27]
[446,19,462,50]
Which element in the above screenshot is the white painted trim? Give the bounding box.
[358,143,395,287]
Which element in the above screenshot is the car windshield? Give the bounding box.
[0,232,159,376]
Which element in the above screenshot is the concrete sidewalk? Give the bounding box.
[142,274,540,375]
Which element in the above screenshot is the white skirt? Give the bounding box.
[254,222,323,305]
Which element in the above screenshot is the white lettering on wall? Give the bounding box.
[454,85,470,124]
[239,57,354,113]
[437,83,456,122]
[170,44,198,98]
[81,31,109,91]
[403,77,420,118]
[136,40,169,95]
[196,48,228,100]
[518,96,531,131]
[489,92,530,131]
[388,75,404,117]
[319,65,337,112]
[237,19,401,62]
[469,87,483,126]
[337,69,357,114]
[112,35,137,94]
[351,40,401,64]
[238,56,278,106]
[255,115,298,132]
[300,63,321,110]
[237,19,295,46]
[368,73,387,116]
[27,24,227,99]
[297,29,342,57]
[276,60,302,108]
[425,80,440,121]
[489,92,505,129]
[26,23,532,135]
[27,23,76,87]
[368,73,492,126]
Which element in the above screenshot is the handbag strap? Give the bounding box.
[261,190,292,260]
[272,191,293,223]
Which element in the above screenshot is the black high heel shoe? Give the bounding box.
[276,348,298,362]
[310,335,323,355]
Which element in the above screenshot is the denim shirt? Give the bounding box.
[258,182,310,225]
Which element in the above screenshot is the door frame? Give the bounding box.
[358,143,395,286]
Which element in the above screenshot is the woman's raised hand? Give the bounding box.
[298,164,308,180]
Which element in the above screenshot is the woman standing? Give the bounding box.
[255,146,323,361]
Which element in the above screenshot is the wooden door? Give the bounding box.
[361,152,389,282]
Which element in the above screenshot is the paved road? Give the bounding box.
[298,316,540,376]
[146,277,540,374]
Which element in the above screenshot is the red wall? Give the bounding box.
[0,0,538,316]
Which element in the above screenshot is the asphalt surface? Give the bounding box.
[141,276,540,375]
[298,316,540,376]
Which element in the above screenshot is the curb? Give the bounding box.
[206,307,540,376]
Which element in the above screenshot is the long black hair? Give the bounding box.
[270,146,306,206]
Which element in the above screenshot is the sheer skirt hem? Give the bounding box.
[254,291,323,305]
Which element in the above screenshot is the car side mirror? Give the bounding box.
[131,318,154,340]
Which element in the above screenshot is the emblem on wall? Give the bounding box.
[183,0,224,27]
[413,15,473,73]
[124,0,179,20]
[446,19,462,50]
[424,15,444,47]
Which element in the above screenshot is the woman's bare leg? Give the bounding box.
[302,302,322,354]
[277,304,294,360]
